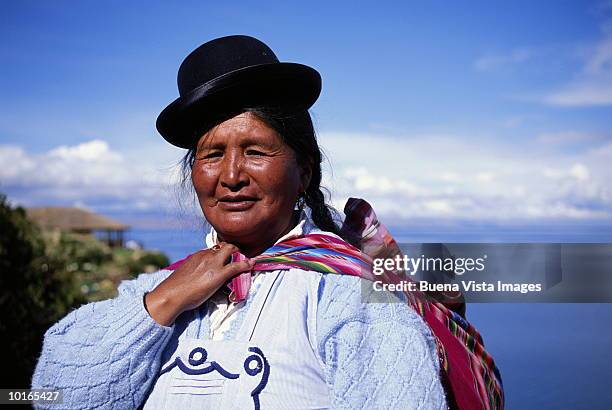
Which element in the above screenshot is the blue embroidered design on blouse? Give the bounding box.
[160,347,239,379]
[188,347,207,366]
[244,347,270,410]
[158,345,271,410]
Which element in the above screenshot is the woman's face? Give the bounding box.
[192,112,309,253]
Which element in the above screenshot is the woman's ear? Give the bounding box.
[300,164,313,193]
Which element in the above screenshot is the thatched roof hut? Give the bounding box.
[26,207,129,247]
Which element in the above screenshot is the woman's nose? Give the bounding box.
[219,153,248,190]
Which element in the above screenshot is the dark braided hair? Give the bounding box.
[180,107,341,236]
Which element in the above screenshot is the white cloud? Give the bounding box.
[543,82,612,106]
[476,172,495,183]
[474,48,532,72]
[2,134,612,223]
[0,145,35,178]
[319,131,612,221]
[543,29,612,106]
[569,163,590,181]
[0,139,185,212]
[48,140,122,162]
[536,130,602,144]
[439,172,463,183]
[477,15,612,107]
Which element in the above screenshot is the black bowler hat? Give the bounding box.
[156,35,322,148]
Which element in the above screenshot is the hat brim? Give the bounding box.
[156,62,321,149]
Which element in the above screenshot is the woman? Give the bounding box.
[33,35,500,409]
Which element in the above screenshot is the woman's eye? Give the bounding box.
[199,151,222,159]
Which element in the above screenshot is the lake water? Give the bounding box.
[127,227,612,409]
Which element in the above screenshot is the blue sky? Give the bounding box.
[4,6,612,407]
[1,1,612,236]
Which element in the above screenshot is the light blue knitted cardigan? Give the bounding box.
[32,268,447,409]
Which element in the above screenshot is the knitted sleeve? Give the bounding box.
[316,274,447,410]
[31,270,174,410]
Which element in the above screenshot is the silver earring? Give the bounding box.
[296,192,306,211]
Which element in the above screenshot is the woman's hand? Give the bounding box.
[144,242,254,326]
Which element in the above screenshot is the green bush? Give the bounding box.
[0,194,172,385]
[125,250,170,276]
[0,195,85,388]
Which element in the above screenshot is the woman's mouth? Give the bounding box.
[217,195,258,211]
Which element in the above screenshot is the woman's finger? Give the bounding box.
[214,242,239,261]
[220,259,255,278]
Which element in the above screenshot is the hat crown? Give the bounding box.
[177,35,279,96]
